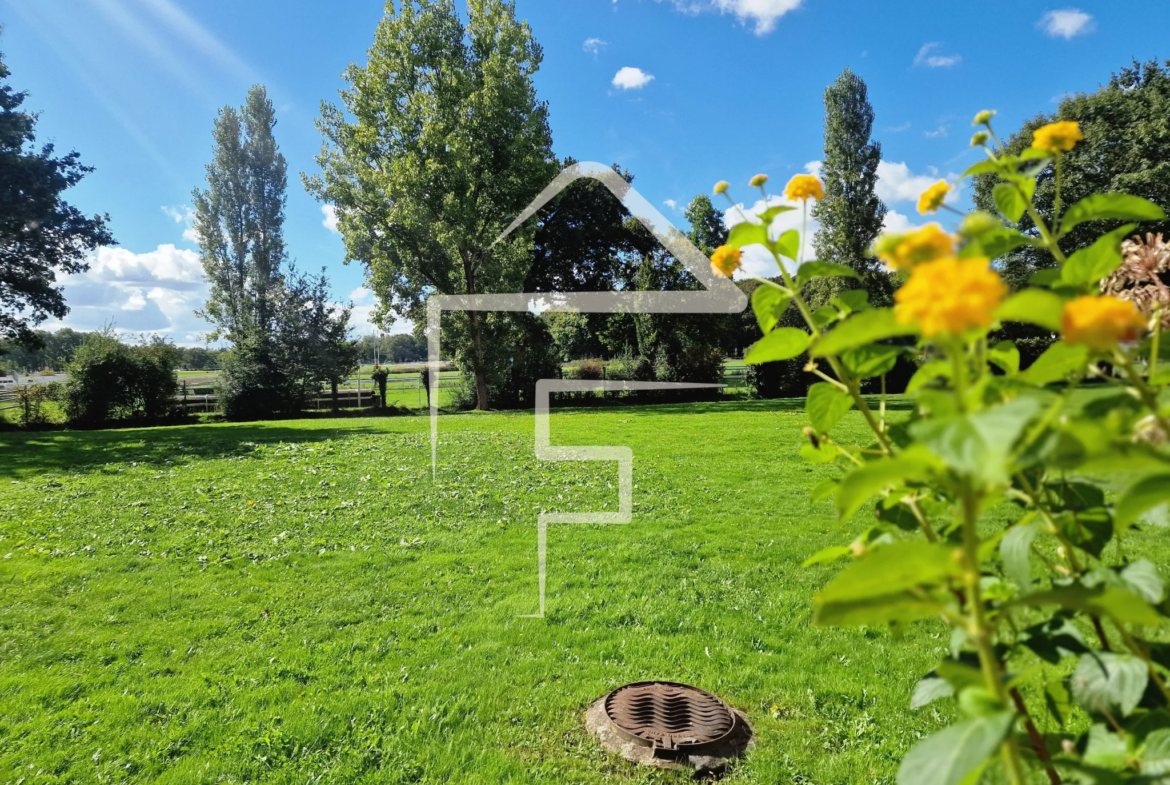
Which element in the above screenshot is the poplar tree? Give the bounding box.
[811,68,889,304]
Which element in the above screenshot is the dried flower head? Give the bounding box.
[1101,233,1170,328]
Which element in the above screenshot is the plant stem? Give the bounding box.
[961,489,1028,785]
[1010,687,1062,785]
[962,498,1029,783]
[1118,353,1170,438]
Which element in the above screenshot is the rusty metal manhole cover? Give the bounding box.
[603,681,737,759]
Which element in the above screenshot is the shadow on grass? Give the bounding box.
[546,395,915,418]
[0,422,386,480]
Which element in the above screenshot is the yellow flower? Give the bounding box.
[749,174,769,188]
[1062,295,1146,350]
[714,181,730,195]
[784,174,824,202]
[916,180,953,215]
[875,223,956,271]
[710,245,742,277]
[894,256,1007,338]
[1031,121,1083,154]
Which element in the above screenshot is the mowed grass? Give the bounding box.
[4,400,1161,784]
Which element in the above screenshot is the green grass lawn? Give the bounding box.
[2,399,1158,783]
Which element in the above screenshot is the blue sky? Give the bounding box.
[3,0,1167,344]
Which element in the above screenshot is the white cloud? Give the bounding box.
[721,195,817,279]
[873,161,961,205]
[888,121,911,133]
[924,125,949,139]
[40,244,213,344]
[322,205,340,234]
[882,209,924,234]
[663,199,678,211]
[349,286,372,303]
[660,0,804,35]
[583,37,607,55]
[914,42,961,68]
[161,205,199,244]
[612,67,654,90]
[1039,8,1095,39]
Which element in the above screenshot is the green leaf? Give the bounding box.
[1001,521,1039,591]
[910,397,1042,486]
[1071,652,1148,718]
[842,345,903,378]
[1121,560,1165,605]
[751,281,791,334]
[758,204,796,224]
[993,182,1026,222]
[1115,473,1170,534]
[896,711,1016,785]
[811,309,918,358]
[1014,584,1161,626]
[911,676,954,709]
[810,478,838,504]
[1062,224,1136,287]
[744,328,811,364]
[796,261,862,288]
[817,542,960,603]
[1020,342,1089,385]
[1140,728,1170,776]
[802,545,852,568]
[1083,723,1129,769]
[812,305,839,327]
[1029,268,1062,287]
[986,340,1020,375]
[834,289,870,314]
[907,360,952,394]
[961,159,1001,178]
[807,382,854,434]
[727,221,770,250]
[836,452,937,521]
[974,228,1033,260]
[1060,193,1166,235]
[800,442,836,464]
[774,228,800,260]
[996,288,1065,332]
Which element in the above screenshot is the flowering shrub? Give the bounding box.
[715,113,1170,784]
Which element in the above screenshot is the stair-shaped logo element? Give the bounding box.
[425,161,748,617]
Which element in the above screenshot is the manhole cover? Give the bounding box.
[603,681,737,759]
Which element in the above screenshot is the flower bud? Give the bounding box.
[959,211,1001,237]
[850,541,866,558]
[749,173,769,188]
[970,130,990,147]
[714,181,730,195]
[973,109,996,126]
[802,426,820,449]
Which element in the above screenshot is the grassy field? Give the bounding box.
[3,399,1156,783]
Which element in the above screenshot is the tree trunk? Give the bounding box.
[468,311,489,410]
[331,380,339,413]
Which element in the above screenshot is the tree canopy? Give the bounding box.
[307,0,556,410]
[973,58,1170,290]
[0,44,113,350]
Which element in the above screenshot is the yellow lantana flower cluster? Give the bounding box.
[1031,121,1083,154]
[784,174,824,202]
[874,224,956,271]
[917,180,953,215]
[1062,295,1146,350]
[894,256,1007,338]
[710,245,742,277]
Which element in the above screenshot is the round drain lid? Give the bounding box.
[603,681,736,757]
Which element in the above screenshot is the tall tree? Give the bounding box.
[684,194,728,255]
[811,68,889,304]
[973,58,1170,291]
[0,42,114,350]
[193,85,288,341]
[307,0,556,410]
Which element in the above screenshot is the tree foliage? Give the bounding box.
[973,58,1170,291]
[811,68,889,305]
[62,331,179,425]
[193,85,288,341]
[0,43,113,349]
[308,0,556,410]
